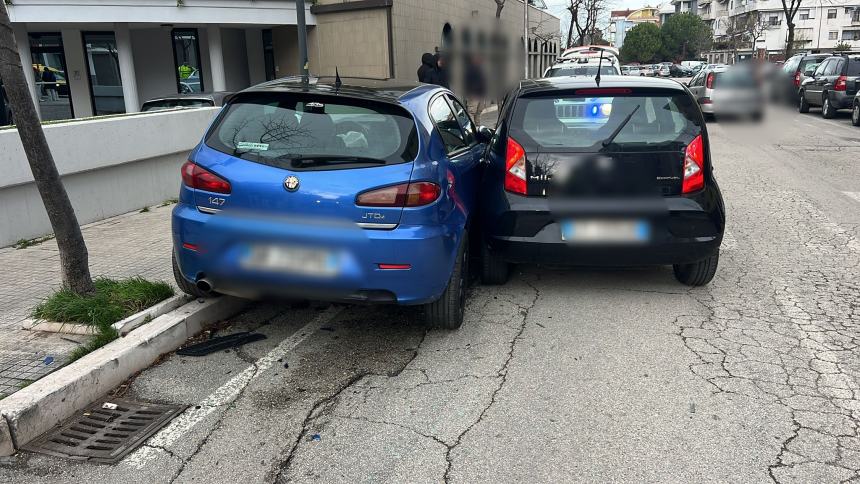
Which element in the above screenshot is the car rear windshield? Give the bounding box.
[711,69,757,88]
[205,92,418,170]
[546,66,618,77]
[142,99,214,111]
[847,60,860,76]
[509,89,702,152]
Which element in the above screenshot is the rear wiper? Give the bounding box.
[601,105,640,148]
[287,155,387,167]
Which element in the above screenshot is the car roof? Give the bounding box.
[240,76,435,103]
[519,75,687,95]
[143,91,232,104]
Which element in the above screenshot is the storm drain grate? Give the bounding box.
[22,398,185,464]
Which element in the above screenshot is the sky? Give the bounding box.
[541,0,664,41]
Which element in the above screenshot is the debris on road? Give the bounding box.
[177,332,267,357]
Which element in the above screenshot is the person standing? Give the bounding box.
[42,67,58,102]
[417,53,436,84]
[464,54,487,121]
[434,54,450,89]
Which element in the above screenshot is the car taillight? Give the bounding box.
[355,182,441,207]
[504,137,527,195]
[835,75,848,91]
[181,161,231,194]
[706,72,714,89]
[682,135,705,194]
[794,71,801,87]
[700,97,712,105]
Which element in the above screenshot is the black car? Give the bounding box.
[776,53,829,104]
[799,54,860,118]
[478,76,725,286]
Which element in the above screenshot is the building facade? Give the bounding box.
[705,0,860,63]
[608,6,661,49]
[4,0,560,123]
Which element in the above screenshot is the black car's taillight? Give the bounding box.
[682,135,704,194]
[504,137,527,195]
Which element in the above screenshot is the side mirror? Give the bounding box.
[804,66,817,76]
[476,125,494,143]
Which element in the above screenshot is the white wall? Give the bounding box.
[0,108,220,247]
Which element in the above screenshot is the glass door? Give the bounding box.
[83,32,125,115]
[29,33,74,121]
[172,29,204,93]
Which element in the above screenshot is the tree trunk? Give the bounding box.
[0,4,95,295]
[785,23,795,59]
[495,0,505,18]
[566,16,576,48]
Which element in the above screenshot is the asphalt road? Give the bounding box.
[4,104,860,483]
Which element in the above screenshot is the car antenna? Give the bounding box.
[595,53,603,87]
[335,67,343,92]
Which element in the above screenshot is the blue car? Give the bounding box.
[172,77,490,328]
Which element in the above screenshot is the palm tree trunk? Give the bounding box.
[785,23,795,60]
[0,4,95,295]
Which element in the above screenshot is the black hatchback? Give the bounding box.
[478,76,725,286]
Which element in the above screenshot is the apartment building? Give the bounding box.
[5,0,560,123]
[608,6,662,48]
[704,0,860,63]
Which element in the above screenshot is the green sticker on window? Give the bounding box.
[236,141,269,151]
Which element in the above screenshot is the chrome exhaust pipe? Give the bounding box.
[196,278,213,294]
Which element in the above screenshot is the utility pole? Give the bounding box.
[524,0,529,79]
[296,0,310,78]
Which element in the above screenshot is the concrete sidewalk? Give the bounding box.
[0,203,175,399]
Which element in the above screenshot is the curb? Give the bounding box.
[0,296,247,457]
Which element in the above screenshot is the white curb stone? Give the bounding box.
[0,296,247,457]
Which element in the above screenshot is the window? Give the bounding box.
[769,15,779,26]
[828,8,837,19]
[172,29,204,94]
[83,32,125,115]
[854,10,860,22]
[814,60,829,76]
[799,10,810,20]
[829,31,839,40]
[29,33,74,121]
[843,30,860,41]
[429,96,468,154]
[446,95,476,146]
[206,92,419,170]
[823,59,838,76]
[262,29,275,81]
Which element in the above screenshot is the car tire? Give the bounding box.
[822,94,835,119]
[480,239,510,285]
[172,252,210,298]
[798,91,810,113]
[673,251,719,287]
[852,102,860,126]
[425,231,469,330]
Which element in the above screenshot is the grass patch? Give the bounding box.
[14,235,54,249]
[33,278,174,362]
[159,198,179,207]
[139,206,150,213]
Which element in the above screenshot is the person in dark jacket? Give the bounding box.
[434,54,450,89]
[464,54,487,120]
[417,53,436,84]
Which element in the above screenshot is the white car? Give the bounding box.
[544,55,621,78]
[622,65,642,76]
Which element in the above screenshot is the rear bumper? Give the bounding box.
[172,204,460,305]
[831,91,854,109]
[481,187,725,267]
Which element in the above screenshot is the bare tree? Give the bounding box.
[780,0,804,59]
[0,4,95,294]
[566,0,606,47]
[495,0,505,18]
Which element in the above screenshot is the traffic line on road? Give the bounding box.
[124,305,343,469]
[842,191,860,204]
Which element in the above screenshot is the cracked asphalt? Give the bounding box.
[3,105,860,483]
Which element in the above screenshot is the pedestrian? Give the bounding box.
[434,53,450,89]
[417,53,436,84]
[41,68,58,102]
[464,54,487,121]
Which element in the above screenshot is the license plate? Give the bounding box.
[561,219,649,244]
[241,244,339,277]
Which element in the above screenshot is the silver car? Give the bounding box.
[687,66,763,119]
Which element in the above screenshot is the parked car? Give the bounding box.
[657,65,671,77]
[478,76,725,286]
[668,64,688,77]
[687,65,763,119]
[141,92,232,112]
[774,53,829,104]
[172,77,491,329]
[799,54,860,118]
[850,89,860,125]
[638,65,655,77]
[626,65,642,76]
[544,55,621,78]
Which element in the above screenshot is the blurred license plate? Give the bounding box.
[561,219,649,243]
[242,244,339,276]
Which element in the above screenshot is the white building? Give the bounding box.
[705,0,860,63]
[6,0,316,122]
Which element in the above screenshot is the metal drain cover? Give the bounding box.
[23,399,185,464]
